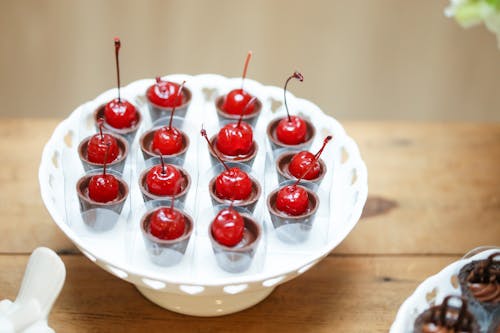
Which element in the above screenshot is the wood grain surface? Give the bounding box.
[0,119,498,332]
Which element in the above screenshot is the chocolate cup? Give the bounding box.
[141,207,193,267]
[208,135,258,167]
[458,252,500,315]
[78,134,129,173]
[138,166,191,204]
[76,173,129,231]
[266,117,316,153]
[413,296,480,333]
[215,95,262,127]
[267,186,319,243]
[208,174,261,213]
[208,214,261,273]
[139,127,190,166]
[276,151,327,185]
[94,104,142,145]
[146,86,192,123]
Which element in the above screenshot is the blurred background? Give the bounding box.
[0,0,499,120]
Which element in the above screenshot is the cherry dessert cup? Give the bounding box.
[94,104,142,145]
[139,127,190,166]
[214,94,262,128]
[413,296,480,333]
[207,162,261,213]
[208,134,258,167]
[76,169,129,231]
[145,83,192,123]
[78,134,129,173]
[275,150,327,185]
[266,180,320,243]
[138,162,191,204]
[208,206,262,273]
[266,117,316,154]
[141,201,193,267]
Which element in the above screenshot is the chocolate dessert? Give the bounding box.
[215,95,262,127]
[276,151,327,184]
[78,134,128,173]
[141,206,193,266]
[208,212,261,273]
[267,117,315,152]
[413,296,480,333]
[138,165,191,203]
[146,85,192,122]
[459,252,500,314]
[94,105,142,144]
[139,127,190,164]
[208,174,261,213]
[208,134,258,166]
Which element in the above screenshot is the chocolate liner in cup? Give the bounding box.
[94,103,142,145]
[207,162,261,213]
[275,150,327,185]
[76,169,129,232]
[138,164,191,204]
[266,117,316,154]
[458,252,500,316]
[78,134,129,173]
[141,202,193,267]
[266,181,320,244]
[413,296,480,333]
[208,206,262,273]
[139,127,190,166]
[214,94,262,128]
[208,135,258,167]
[145,85,192,123]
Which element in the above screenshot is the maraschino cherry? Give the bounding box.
[216,97,256,156]
[146,154,184,196]
[147,77,184,108]
[275,158,320,216]
[288,136,332,180]
[201,128,252,200]
[88,145,120,203]
[87,119,119,164]
[104,38,138,129]
[149,198,186,240]
[276,71,307,145]
[211,206,244,247]
[221,51,256,115]
[152,81,186,155]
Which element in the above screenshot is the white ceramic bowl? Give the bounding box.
[38,74,368,316]
[390,247,500,332]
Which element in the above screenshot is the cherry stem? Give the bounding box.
[114,37,122,103]
[237,96,257,128]
[292,135,331,187]
[241,51,252,90]
[159,153,166,175]
[103,143,110,176]
[155,76,161,84]
[168,80,186,130]
[170,195,175,210]
[314,136,333,160]
[283,71,304,122]
[98,118,105,142]
[200,127,230,172]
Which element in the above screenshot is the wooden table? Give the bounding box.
[0,119,499,332]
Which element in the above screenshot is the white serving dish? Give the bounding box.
[38,74,368,316]
[390,247,500,332]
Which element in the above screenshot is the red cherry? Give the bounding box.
[215,167,252,201]
[216,122,253,156]
[147,77,183,107]
[146,163,183,196]
[104,99,137,129]
[289,151,319,180]
[276,185,309,216]
[276,116,307,145]
[211,208,244,247]
[88,174,119,203]
[152,127,183,155]
[87,134,119,164]
[221,89,255,115]
[149,207,186,240]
